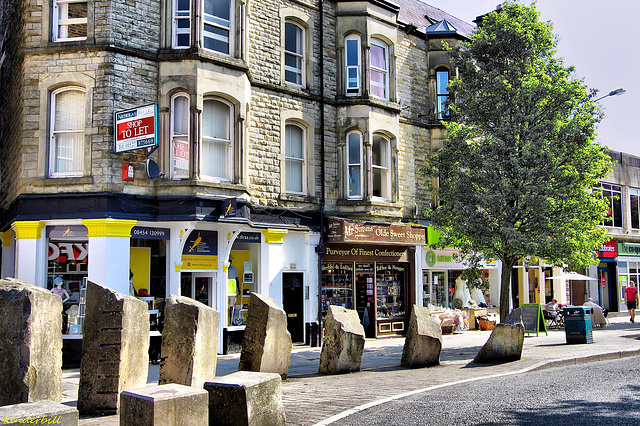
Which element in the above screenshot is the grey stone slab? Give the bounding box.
[120,384,208,426]
[401,305,442,368]
[0,278,62,405]
[204,371,285,426]
[474,323,525,363]
[0,400,78,425]
[318,306,365,375]
[239,293,292,379]
[159,295,220,388]
[77,281,149,415]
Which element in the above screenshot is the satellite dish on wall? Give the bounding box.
[146,159,159,179]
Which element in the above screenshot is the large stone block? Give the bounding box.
[0,278,62,405]
[77,281,149,415]
[318,306,365,375]
[159,295,220,388]
[401,305,442,368]
[0,400,78,425]
[204,371,285,426]
[239,293,292,379]
[120,384,208,426]
[474,323,525,364]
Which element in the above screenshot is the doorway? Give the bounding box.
[180,272,217,308]
[282,272,304,343]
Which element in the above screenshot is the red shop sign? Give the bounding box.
[597,240,617,258]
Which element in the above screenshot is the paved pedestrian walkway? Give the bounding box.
[65,315,640,425]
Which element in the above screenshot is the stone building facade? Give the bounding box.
[0,0,473,347]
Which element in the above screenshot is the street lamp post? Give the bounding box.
[594,88,626,102]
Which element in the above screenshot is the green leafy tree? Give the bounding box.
[425,1,612,321]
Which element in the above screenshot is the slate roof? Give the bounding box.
[394,0,476,38]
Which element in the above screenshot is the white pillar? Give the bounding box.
[261,229,288,308]
[82,219,136,295]
[1,230,15,279]
[11,221,45,286]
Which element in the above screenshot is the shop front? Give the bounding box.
[614,241,640,313]
[322,219,425,338]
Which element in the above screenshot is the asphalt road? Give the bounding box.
[340,355,640,425]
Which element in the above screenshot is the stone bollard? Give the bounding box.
[474,323,525,363]
[239,293,292,379]
[318,305,365,375]
[159,295,220,388]
[0,278,62,405]
[401,305,443,368]
[120,384,209,426]
[204,371,285,426]
[77,281,149,415]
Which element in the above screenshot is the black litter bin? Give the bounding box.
[564,306,593,344]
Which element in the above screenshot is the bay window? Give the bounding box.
[173,0,191,48]
[370,39,389,100]
[372,134,390,200]
[436,67,450,119]
[347,131,363,199]
[170,93,190,179]
[345,35,361,95]
[201,99,233,181]
[203,0,232,54]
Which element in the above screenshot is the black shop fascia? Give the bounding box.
[321,218,426,338]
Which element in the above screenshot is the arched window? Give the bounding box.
[49,87,85,177]
[436,67,450,119]
[345,35,361,95]
[201,98,233,181]
[372,134,391,200]
[346,131,363,198]
[284,122,306,194]
[170,93,190,179]
[370,39,389,100]
[284,21,305,86]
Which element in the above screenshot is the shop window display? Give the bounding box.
[48,240,88,334]
[375,264,405,319]
[321,262,354,319]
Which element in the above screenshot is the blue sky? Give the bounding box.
[424,0,638,156]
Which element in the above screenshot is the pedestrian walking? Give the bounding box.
[624,281,638,323]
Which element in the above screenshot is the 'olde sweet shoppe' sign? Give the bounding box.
[327,218,426,245]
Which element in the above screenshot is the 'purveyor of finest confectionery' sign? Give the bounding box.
[327,218,425,245]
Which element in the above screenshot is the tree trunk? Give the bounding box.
[499,257,518,322]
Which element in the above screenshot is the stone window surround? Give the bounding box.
[36,73,95,182]
[279,7,314,90]
[161,87,244,186]
[279,110,316,199]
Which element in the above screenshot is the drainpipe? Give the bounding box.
[316,0,325,346]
